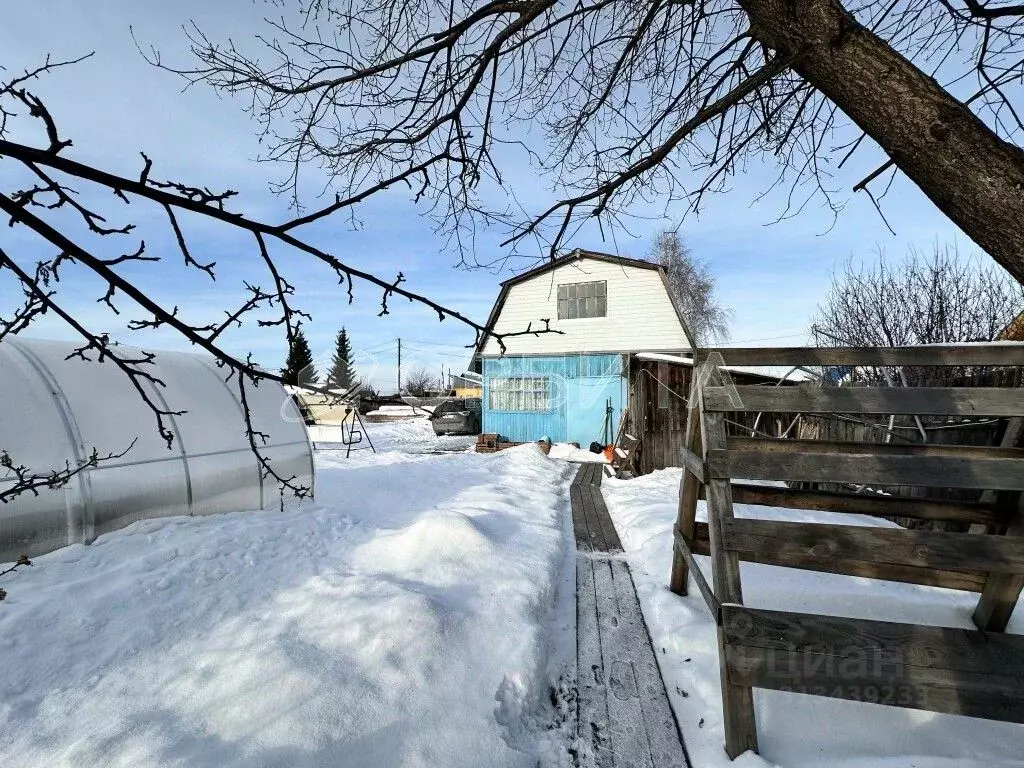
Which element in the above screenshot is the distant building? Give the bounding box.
[286,385,356,425]
[470,249,695,446]
[452,371,483,398]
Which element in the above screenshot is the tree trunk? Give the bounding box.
[740,0,1024,284]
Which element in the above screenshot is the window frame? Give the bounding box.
[488,376,552,412]
[557,280,607,320]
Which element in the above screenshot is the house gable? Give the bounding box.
[478,252,694,357]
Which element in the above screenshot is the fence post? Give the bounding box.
[670,375,703,595]
[703,405,758,757]
[973,417,1024,631]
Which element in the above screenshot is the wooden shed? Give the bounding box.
[625,353,811,475]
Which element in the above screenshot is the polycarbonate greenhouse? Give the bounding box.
[0,338,314,561]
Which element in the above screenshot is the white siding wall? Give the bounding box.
[481,258,692,356]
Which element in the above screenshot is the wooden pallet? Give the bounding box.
[475,433,524,453]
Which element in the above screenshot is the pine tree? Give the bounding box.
[281,328,317,386]
[328,327,359,392]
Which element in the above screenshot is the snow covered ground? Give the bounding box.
[8,417,1022,768]
[0,418,577,768]
[547,443,610,464]
[308,417,475,457]
[603,468,1024,768]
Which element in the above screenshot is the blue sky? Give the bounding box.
[1,0,973,391]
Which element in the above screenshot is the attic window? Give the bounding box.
[557,280,607,319]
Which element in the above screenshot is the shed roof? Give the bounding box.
[634,351,819,383]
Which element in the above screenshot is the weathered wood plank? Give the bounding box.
[587,484,612,552]
[703,385,1024,417]
[579,482,609,553]
[576,555,613,768]
[671,394,703,596]
[702,411,758,758]
[573,464,605,552]
[707,449,1024,491]
[721,605,1024,677]
[570,483,591,551]
[709,482,1009,527]
[725,644,1024,723]
[973,493,1024,631]
[574,465,689,766]
[573,461,623,554]
[592,558,656,768]
[588,482,623,554]
[582,462,623,552]
[695,345,1024,368]
[721,606,1024,723]
[727,436,1024,460]
[690,523,987,591]
[593,500,623,554]
[573,462,589,486]
[973,417,1024,631]
[680,447,707,483]
[722,517,1024,574]
[674,530,722,618]
[608,560,690,767]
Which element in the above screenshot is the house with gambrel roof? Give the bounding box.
[470,249,695,446]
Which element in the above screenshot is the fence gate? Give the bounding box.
[669,345,1024,759]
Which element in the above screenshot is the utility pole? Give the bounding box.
[397,338,401,394]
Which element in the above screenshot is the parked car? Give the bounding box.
[429,398,482,436]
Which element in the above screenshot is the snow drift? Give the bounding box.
[0,423,572,768]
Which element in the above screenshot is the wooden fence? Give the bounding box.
[668,345,1024,759]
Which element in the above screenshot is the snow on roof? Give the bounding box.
[634,352,819,382]
[921,339,1024,347]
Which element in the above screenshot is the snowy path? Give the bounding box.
[0,419,577,768]
[570,463,690,768]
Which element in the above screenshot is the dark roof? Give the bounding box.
[470,248,694,362]
[498,249,662,288]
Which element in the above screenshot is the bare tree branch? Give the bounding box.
[1,441,138,504]
[149,0,1024,280]
[0,56,562,502]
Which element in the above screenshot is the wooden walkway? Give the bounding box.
[571,463,691,768]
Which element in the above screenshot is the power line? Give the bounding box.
[400,345,472,359]
[360,340,399,352]
[399,337,474,348]
[718,331,812,345]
